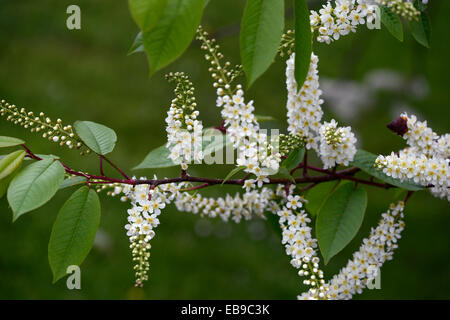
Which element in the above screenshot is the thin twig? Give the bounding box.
[405,191,414,203]
[102,156,130,180]
[100,155,105,176]
[181,183,210,192]
[21,144,430,193]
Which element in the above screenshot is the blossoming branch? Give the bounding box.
[0,0,446,300]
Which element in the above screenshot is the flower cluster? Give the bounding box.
[310,0,378,44]
[285,51,357,169]
[400,113,449,159]
[165,72,203,169]
[376,113,449,200]
[376,148,448,190]
[112,178,182,286]
[376,0,421,20]
[285,53,324,151]
[300,202,405,300]
[219,88,282,177]
[0,100,83,152]
[175,187,278,223]
[319,119,357,169]
[277,195,328,299]
[197,27,281,181]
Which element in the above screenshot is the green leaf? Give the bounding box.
[0,136,25,148]
[0,150,26,180]
[350,149,423,191]
[0,171,19,199]
[134,128,230,170]
[128,32,145,55]
[281,147,305,171]
[255,114,276,122]
[294,0,312,90]
[59,176,87,190]
[316,183,367,264]
[380,5,404,42]
[410,10,431,48]
[134,144,180,169]
[305,181,340,217]
[129,0,167,31]
[142,0,205,75]
[222,166,246,185]
[48,186,101,283]
[0,178,9,198]
[37,154,60,160]
[7,159,65,221]
[1,154,58,161]
[74,121,117,155]
[240,0,284,87]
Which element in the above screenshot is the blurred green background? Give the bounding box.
[0,0,449,299]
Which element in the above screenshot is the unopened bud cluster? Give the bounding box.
[278,30,295,58]
[196,26,242,93]
[377,0,420,20]
[0,100,83,151]
[279,133,305,157]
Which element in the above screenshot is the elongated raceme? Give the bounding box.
[299,202,406,300]
[0,99,84,152]
[165,72,203,170]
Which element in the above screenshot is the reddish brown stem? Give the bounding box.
[181,183,210,192]
[405,191,414,203]
[20,144,423,192]
[99,155,105,176]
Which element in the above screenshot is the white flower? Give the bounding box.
[277,208,292,224]
[255,175,269,188]
[242,179,256,191]
[286,195,303,210]
[149,198,166,214]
